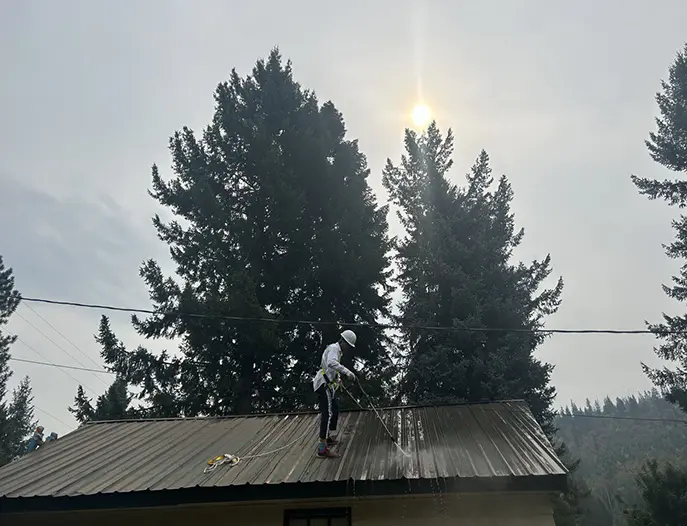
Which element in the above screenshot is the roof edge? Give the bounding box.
[82,399,530,425]
[0,473,567,514]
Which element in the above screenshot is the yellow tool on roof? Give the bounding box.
[205,454,239,473]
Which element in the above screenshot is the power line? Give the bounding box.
[10,356,114,375]
[5,352,687,426]
[556,412,687,424]
[34,405,71,428]
[22,302,104,370]
[13,356,687,424]
[1,328,100,396]
[19,296,674,335]
[14,310,109,387]
[223,386,687,425]
[9,297,686,427]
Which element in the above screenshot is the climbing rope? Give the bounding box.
[203,424,316,474]
[342,378,411,458]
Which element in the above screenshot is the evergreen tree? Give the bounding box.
[382,123,562,429]
[0,255,36,466]
[92,378,134,421]
[382,123,574,522]
[5,377,36,460]
[552,452,591,526]
[631,42,687,411]
[69,378,134,424]
[0,255,20,419]
[89,48,393,416]
[68,385,94,424]
[625,460,687,526]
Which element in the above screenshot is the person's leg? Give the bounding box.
[317,386,329,448]
[327,391,340,444]
[316,385,340,458]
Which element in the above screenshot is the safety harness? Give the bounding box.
[321,368,341,391]
[320,345,344,392]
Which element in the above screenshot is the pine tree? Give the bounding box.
[0,255,35,466]
[625,460,687,526]
[92,378,134,421]
[69,379,134,424]
[0,255,20,412]
[5,377,36,460]
[382,123,577,522]
[89,48,393,416]
[68,385,95,424]
[631,42,687,411]
[382,124,562,428]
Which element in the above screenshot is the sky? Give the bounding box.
[1,0,687,437]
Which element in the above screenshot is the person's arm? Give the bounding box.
[326,347,355,379]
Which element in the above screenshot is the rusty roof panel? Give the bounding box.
[0,401,567,499]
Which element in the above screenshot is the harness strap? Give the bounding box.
[321,368,340,391]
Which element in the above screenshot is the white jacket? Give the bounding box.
[312,342,354,391]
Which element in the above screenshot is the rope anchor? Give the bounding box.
[201,422,316,474]
[204,453,240,473]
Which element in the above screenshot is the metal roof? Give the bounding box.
[0,401,567,511]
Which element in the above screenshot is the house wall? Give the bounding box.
[3,492,556,526]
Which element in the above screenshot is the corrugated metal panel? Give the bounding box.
[0,401,566,499]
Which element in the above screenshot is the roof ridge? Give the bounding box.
[83,399,528,425]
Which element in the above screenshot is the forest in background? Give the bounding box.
[557,392,687,525]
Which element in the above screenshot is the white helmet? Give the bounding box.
[340,329,356,348]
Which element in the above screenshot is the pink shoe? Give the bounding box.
[317,447,340,458]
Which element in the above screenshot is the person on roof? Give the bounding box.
[27,426,44,452]
[313,329,357,458]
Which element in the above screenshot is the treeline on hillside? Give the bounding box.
[557,392,687,525]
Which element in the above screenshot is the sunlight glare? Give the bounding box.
[411,104,431,127]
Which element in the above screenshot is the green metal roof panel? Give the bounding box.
[0,401,567,500]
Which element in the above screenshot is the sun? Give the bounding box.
[411,103,431,127]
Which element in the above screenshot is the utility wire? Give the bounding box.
[15,354,687,424]
[22,302,104,370]
[557,412,687,424]
[19,296,673,335]
[12,297,687,426]
[255,388,687,424]
[14,310,109,387]
[248,387,687,425]
[34,405,71,428]
[6,352,687,426]
[10,356,114,375]
[1,328,100,396]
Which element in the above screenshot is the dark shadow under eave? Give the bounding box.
[0,473,568,514]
